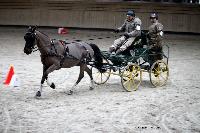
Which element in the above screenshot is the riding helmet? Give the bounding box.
[150,12,158,19]
[127,10,135,17]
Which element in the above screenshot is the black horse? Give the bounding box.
[24,26,103,97]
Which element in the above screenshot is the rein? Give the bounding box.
[31,38,51,53]
[34,33,68,65]
[32,31,90,67]
[29,32,51,53]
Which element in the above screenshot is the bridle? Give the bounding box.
[24,31,53,53]
[32,45,39,52]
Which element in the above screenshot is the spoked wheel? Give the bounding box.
[121,63,142,92]
[149,60,169,87]
[92,59,111,85]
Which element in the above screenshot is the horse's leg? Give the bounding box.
[67,64,85,95]
[35,64,60,97]
[45,70,56,90]
[35,65,47,97]
[40,66,56,89]
[46,76,55,89]
[84,66,94,90]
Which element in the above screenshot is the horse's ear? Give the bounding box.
[32,25,37,32]
[28,25,32,30]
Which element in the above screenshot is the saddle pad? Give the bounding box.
[66,42,94,60]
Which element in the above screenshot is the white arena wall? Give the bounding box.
[0,0,200,33]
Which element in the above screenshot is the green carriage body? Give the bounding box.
[101,48,150,68]
[91,33,169,91]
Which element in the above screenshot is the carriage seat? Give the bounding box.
[122,31,147,56]
[132,31,147,47]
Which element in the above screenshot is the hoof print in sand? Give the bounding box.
[74,39,82,42]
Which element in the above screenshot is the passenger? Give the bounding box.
[148,12,164,64]
[109,10,142,55]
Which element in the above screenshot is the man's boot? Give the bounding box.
[109,47,115,53]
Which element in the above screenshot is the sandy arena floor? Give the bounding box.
[0,27,200,133]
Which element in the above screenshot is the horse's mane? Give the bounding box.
[36,30,51,40]
[39,31,49,38]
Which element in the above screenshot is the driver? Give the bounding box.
[109,10,142,54]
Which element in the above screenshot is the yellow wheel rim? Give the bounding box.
[92,59,111,85]
[150,60,169,87]
[121,63,142,92]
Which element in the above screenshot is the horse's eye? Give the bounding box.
[24,32,35,41]
[31,34,35,39]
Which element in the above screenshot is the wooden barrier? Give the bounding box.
[0,0,200,33]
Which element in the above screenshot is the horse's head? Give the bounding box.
[24,26,37,55]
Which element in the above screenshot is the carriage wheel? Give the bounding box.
[149,60,169,87]
[121,63,142,92]
[92,59,111,85]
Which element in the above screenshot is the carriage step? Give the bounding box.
[113,67,118,72]
[111,66,119,72]
[140,65,150,70]
[87,61,95,65]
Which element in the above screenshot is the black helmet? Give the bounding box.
[127,10,135,17]
[150,12,158,19]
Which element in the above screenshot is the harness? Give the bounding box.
[32,32,91,67]
[59,41,78,66]
[40,40,64,57]
[47,40,91,67]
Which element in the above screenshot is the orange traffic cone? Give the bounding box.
[4,65,14,85]
[10,74,20,87]
[3,65,20,87]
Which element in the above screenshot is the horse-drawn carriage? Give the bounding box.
[24,26,169,97]
[90,33,169,92]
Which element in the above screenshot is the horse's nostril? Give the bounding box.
[24,47,31,55]
[24,47,27,53]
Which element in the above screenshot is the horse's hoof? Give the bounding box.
[67,90,73,95]
[89,87,94,90]
[50,83,56,89]
[35,91,41,97]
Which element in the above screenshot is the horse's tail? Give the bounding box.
[89,43,103,70]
